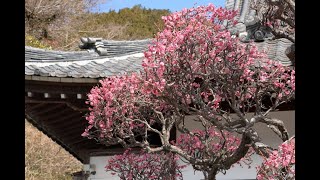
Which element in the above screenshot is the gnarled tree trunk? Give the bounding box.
[203,169,218,180]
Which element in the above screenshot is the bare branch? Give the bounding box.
[257,116,289,141]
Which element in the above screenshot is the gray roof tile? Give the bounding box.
[99,70,114,77]
[26,33,292,80]
[25,40,145,79]
[255,38,292,66]
[79,38,151,57]
[25,46,101,62]
[226,0,293,66]
[25,66,35,75]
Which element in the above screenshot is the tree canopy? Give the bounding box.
[83,4,295,180]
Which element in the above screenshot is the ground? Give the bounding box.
[25,120,82,180]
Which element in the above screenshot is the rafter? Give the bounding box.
[25,102,47,112]
[46,112,82,126]
[28,103,66,116]
[25,98,89,112]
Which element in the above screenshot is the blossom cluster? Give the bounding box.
[83,3,295,179]
[256,138,295,179]
[106,149,186,180]
[176,127,253,171]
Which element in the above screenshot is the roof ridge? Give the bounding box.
[25,46,93,54]
[78,37,151,56]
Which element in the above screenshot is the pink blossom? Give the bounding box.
[83,3,295,179]
[257,138,295,179]
[106,149,185,180]
[176,127,254,170]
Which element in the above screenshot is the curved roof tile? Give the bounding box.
[26,31,292,80]
[226,0,293,66]
[25,43,145,79]
[25,39,151,79]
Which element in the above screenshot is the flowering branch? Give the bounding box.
[83,3,295,179]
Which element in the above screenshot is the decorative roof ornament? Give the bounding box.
[25,38,152,78]
[79,37,152,57]
[226,0,293,66]
[228,0,273,42]
[79,37,108,56]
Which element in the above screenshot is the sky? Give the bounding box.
[93,0,225,13]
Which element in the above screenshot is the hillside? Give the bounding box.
[25,120,82,180]
[26,4,170,51]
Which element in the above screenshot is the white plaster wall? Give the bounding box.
[88,156,118,180]
[179,154,262,180]
[87,111,294,180]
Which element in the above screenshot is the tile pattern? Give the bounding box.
[225,0,293,66]
[25,39,150,78]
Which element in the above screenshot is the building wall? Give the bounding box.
[179,110,295,179]
[177,111,295,148]
[87,111,294,179]
[88,156,118,180]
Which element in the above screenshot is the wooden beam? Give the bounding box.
[25,75,99,83]
[26,99,65,104]
[25,82,93,95]
[63,128,86,139]
[74,140,104,150]
[68,138,89,147]
[40,106,74,123]
[54,130,84,143]
[25,113,85,163]
[72,140,108,151]
[25,98,88,112]
[25,103,47,112]
[57,134,85,146]
[65,102,88,112]
[52,121,86,135]
[89,148,129,156]
[29,103,66,117]
[49,123,89,141]
[63,133,89,144]
[46,112,81,126]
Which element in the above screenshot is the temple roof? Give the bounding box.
[225,0,293,66]
[25,37,292,83]
[25,39,151,79]
[255,38,293,66]
[78,37,151,56]
[25,39,151,163]
[25,47,144,78]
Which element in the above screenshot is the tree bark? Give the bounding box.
[206,169,218,180]
[285,44,295,66]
